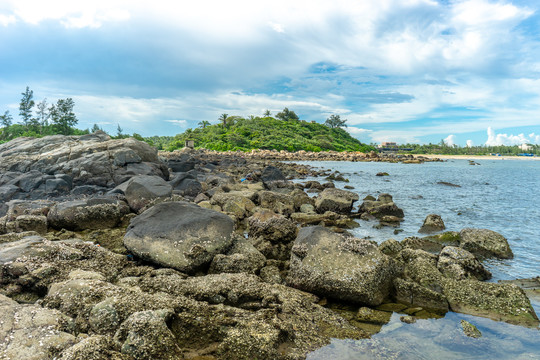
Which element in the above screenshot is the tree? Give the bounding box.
[263,109,271,117]
[325,114,347,128]
[219,113,228,128]
[91,124,102,133]
[50,98,78,135]
[198,120,210,129]
[117,124,124,137]
[19,86,35,126]
[36,99,50,127]
[0,110,13,128]
[276,107,299,121]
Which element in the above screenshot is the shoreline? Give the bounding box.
[420,154,540,161]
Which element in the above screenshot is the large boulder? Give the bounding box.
[0,133,169,188]
[124,202,234,273]
[260,165,286,185]
[459,228,513,259]
[287,226,395,306]
[116,175,172,212]
[247,210,297,243]
[315,188,359,214]
[47,198,131,231]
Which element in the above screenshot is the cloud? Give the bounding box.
[466,139,474,147]
[165,120,188,127]
[346,127,372,135]
[444,134,456,146]
[485,126,540,146]
[0,14,16,26]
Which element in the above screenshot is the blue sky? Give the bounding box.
[1,0,540,146]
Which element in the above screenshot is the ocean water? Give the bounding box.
[291,159,540,359]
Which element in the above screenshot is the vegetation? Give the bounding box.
[163,111,372,152]
[399,141,540,156]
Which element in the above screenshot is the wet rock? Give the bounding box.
[358,193,404,219]
[113,309,182,360]
[356,307,392,325]
[47,198,130,231]
[287,226,395,306]
[59,335,130,360]
[459,228,513,259]
[437,246,492,281]
[442,279,539,327]
[124,202,234,273]
[393,277,449,313]
[315,188,359,214]
[378,239,403,257]
[401,236,445,254]
[461,320,482,338]
[259,265,282,284]
[437,181,461,187]
[418,214,446,234]
[376,172,389,176]
[10,214,48,234]
[0,293,77,360]
[116,175,172,213]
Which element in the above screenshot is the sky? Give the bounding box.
[1,0,540,146]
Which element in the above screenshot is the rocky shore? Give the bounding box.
[0,133,537,360]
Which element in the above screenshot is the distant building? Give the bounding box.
[378,142,398,148]
[184,140,194,149]
[520,143,532,151]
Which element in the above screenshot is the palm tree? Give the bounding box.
[263,109,271,117]
[198,120,210,129]
[219,113,228,128]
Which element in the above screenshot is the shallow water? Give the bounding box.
[291,159,540,359]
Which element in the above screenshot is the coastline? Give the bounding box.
[420,154,540,161]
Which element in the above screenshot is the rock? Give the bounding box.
[314,188,359,214]
[459,228,513,259]
[378,239,403,257]
[442,279,539,327]
[208,238,266,275]
[0,133,168,188]
[287,226,395,306]
[117,175,172,213]
[418,214,446,234]
[257,191,295,216]
[166,153,196,173]
[11,214,48,234]
[356,307,392,325]
[0,184,19,202]
[247,210,297,243]
[0,293,77,360]
[113,309,182,360]
[47,198,130,231]
[211,192,256,219]
[358,193,404,219]
[393,277,449,313]
[401,236,445,254]
[460,320,482,338]
[437,246,492,281]
[124,202,234,273]
[437,181,461,187]
[376,172,389,176]
[169,172,202,198]
[59,335,130,360]
[45,177,71,194]
[260,165,286,184]
[259,265,282,284]
[299,203,315,214]
[400,315,416,324]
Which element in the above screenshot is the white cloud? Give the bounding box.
[0,14,16,26]
[165,120,188,127]
[485,126,540,146]
[444,134,456,146]
[346,127,372,135]
[466,139,474,147]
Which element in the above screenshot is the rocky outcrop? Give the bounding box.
[418,214,445,234]
[115,175,172,213]
[0,132,168,193]
[287,226,396,306]
[124,202,234,273]
[437,246,492,281]
[459,228,513,259]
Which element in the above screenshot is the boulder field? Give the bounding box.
[0,134,537,360]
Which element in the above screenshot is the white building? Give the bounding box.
[520,143,532,151]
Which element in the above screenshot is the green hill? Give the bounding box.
[166,117,373,152]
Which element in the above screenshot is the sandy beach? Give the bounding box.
[421,154,540,161]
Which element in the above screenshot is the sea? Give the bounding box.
[289,158,540,360]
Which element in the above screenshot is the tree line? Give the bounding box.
[0,86,80,141]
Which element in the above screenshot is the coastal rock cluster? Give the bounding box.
[0,134,537,360]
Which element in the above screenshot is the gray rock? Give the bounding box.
[437,246,492,281]
[261,165,286,185]
[461,320,482,338]
[47,198,130,231]
[0,184,19,202]
[117,175,172,212]
[209,238,266,275]
[114,309,182,360]
[13,215,48,234]
[0,293,76,360]
[45,178,71,194]
[358,193,404,219]
[59,335,130,360]
[315,188,359,214]
[393,277,449,313]
[418,214,446,233]
[248,210,297,243]
[459,228,513,259]
[124,201,234,273]
[287,226,395,306]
